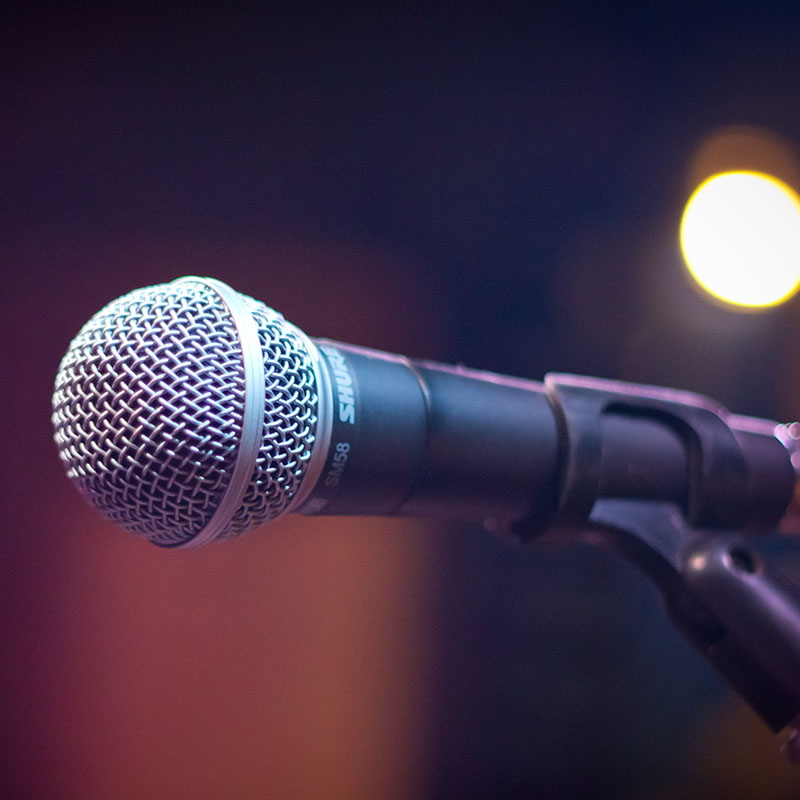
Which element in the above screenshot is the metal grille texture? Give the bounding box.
[52,279,318,547]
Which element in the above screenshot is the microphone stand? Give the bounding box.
[510,375,800,762]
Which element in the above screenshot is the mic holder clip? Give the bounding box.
[512,374,800,762]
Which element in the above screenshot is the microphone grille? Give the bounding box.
[52,278,319,547]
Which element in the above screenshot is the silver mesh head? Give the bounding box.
[52,278,319,547]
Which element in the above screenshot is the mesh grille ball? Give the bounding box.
[52,279,319,547]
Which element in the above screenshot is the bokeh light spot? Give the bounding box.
[680,171,800,309]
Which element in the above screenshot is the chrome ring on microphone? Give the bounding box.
[173,277,267,549]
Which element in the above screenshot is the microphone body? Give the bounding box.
[300,342,561,524]
[301,341,795,534]
[52,277,799,547]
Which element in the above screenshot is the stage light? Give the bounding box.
[680,171,800,309]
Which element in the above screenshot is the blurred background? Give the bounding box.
[4,4,800,798]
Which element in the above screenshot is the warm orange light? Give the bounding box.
[680,171,800,309]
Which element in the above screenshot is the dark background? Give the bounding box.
[4,4,800,798]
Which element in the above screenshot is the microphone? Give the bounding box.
[52,276,800,548]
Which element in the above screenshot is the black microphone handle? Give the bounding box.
[296,341,796,534]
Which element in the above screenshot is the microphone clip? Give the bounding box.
[508,375,800,761]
